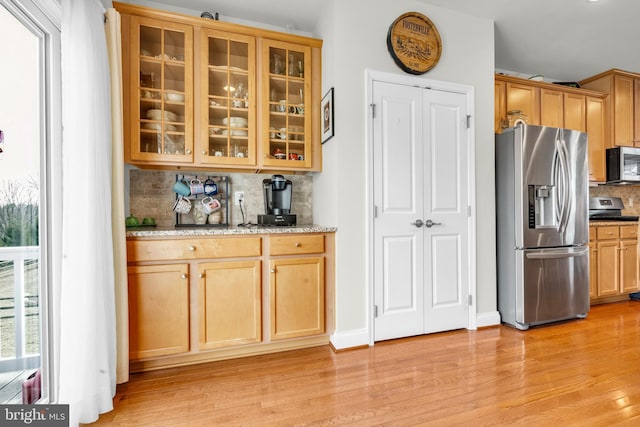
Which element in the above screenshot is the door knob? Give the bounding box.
[425,219,442,228]
[411,219,424,228]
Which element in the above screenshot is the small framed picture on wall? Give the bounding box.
[321,88,334,144]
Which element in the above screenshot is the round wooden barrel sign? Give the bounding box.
[387,12,442,75]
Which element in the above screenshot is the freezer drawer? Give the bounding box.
[515,246,590,328]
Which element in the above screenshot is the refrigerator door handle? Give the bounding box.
[554,138,572,234]
[525,247,589,260]
[553,142,563,228]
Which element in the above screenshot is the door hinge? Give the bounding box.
[374,305,378,318]
[370,103,376,118]
[466,115,471,129]
[468,295,473,306]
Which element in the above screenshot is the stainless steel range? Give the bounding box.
[589,196,639,221]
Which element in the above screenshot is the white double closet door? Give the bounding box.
[373,80,470,341]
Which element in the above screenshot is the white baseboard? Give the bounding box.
[330,313,500,350]
[330,328,370,350]
[476,310,501,328]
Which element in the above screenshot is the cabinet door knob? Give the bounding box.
[199,273,204,279]
[189,246,196,251]
[202,150,207,155]
[264,154,268,158]
[181,274,187,279]
[186,149,192,154]
[270,269,276,273]
[295,242,301,247]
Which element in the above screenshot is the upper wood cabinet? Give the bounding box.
[261,40,313,168]
[540,88,563,128]
[586,96,606,182]
[496,75,602,132]
[634,79,640,144]
[116,2,322,173]
[494,80,506,133]
[580,69,640,148]
[505,80,539,127]
[495,74,607,182]
[563,93,586,132]
[125,16,194,164]
[197,29,256,167]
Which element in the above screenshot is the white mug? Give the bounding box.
[189,179,204,195]
[172,197,192,214]
[201,196,221,214]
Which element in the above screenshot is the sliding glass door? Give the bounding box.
[0,0,61,404]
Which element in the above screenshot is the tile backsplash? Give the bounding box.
[128,168,313,227]
[589,185,640,216]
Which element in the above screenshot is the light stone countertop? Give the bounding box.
[126,224,337,238]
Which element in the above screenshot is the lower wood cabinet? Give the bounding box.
[267,234,326,340]
[127,264,190,359]
[198,260,262,350]
[270,257,325,340]
[590,224,639,304]
[126,232,334,372]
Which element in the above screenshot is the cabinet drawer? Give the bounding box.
[268,234,324,256]
[596,226,620,240]
[128,237,262,262]
[620,225,639,239]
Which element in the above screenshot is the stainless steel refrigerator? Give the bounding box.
[495,124,589,330]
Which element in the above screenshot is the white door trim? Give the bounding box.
[365,69,477,345]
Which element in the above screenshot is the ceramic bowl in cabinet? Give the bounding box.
[146,109,178,122]
[221,129,248,137]
[164,92,185,102]
[222,117,248,127]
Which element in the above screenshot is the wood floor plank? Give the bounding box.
[87,301,640,426]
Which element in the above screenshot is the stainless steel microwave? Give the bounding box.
[606,147,640,184]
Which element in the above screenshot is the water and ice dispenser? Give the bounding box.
[528,184,557,229]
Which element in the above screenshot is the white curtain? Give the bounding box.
[104,7,129,386]
[59,0,116,424]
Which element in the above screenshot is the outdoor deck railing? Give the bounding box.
[0,246,40,371]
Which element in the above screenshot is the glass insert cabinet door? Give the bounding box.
[200,29,255,165]
[130,17,193,163]
[263,41,312,168]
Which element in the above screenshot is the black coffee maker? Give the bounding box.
[257,175,296,226]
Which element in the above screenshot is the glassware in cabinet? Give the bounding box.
[264,43,311,167]
[200,29,255,165]
[132,17,193,162]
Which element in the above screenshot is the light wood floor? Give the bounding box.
[90,301,640,426]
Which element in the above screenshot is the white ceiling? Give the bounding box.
[144,0,639,82]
